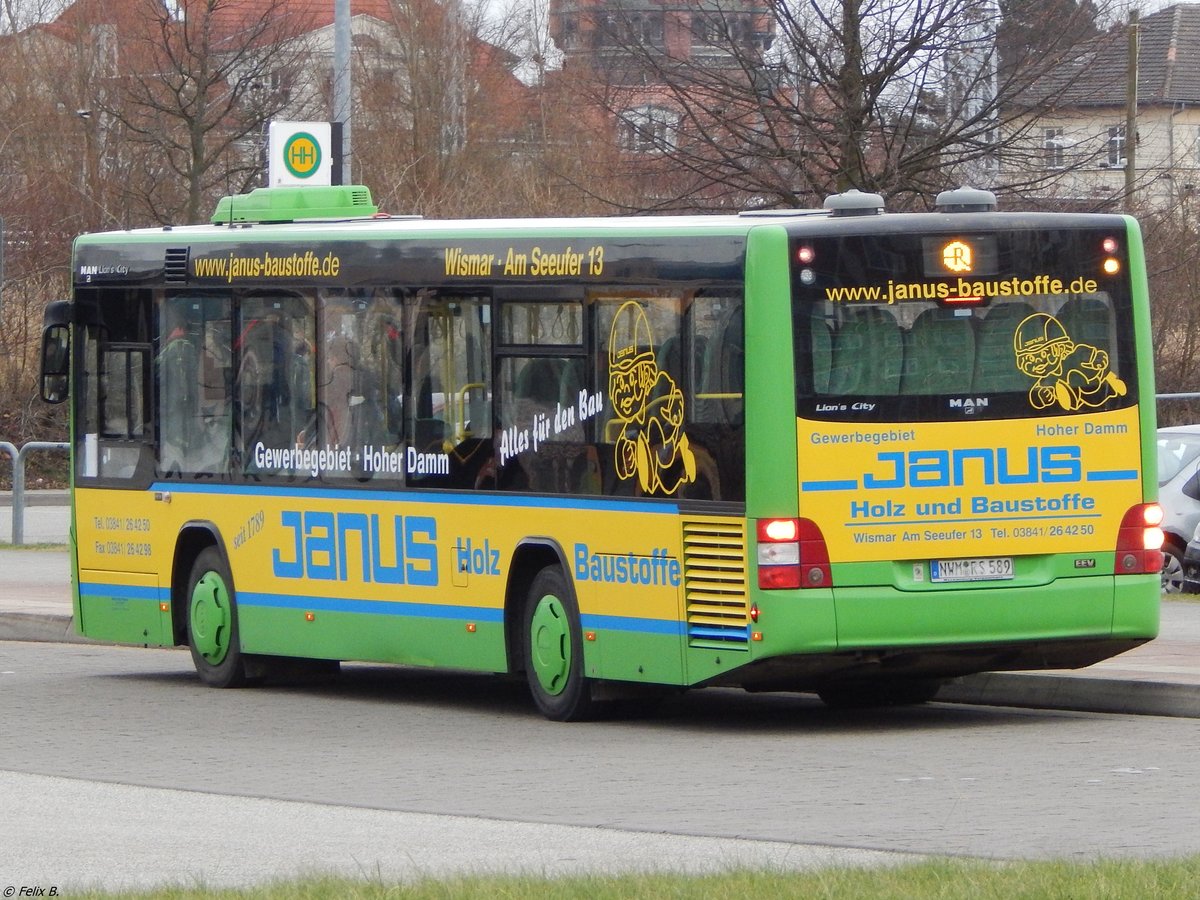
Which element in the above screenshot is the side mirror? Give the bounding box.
[40,304,71,404]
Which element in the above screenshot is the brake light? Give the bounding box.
[943,293,984,307]
[1114,503,1164,574]
[757,517,831,589]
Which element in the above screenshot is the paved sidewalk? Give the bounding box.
[1,540,1197,716]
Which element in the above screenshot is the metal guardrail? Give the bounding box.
[0,441,69,545]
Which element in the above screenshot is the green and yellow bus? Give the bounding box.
[40,184,1162,718]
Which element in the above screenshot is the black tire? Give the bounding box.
[523,566,595,721]
[817,678,942,709]
[185,546,250,688]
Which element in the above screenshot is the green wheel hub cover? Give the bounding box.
[190,570,232,665]
[529,593,570,696]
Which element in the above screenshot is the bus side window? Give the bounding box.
[406,292,492,486]
[380,314,405,439]
[157,301,201,473]
[75,290,154,482]
[316,290,401,468]
[237,292,315,474]
[157,294,232,476]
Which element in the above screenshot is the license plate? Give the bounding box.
[930,557,1014,583]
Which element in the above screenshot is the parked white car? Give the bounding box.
[1156,424,1200,593]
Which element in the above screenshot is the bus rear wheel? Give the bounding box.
[523,566,595,722]
[186,546,250,688]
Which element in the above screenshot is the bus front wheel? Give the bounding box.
[186,546,250,688]
[523,566,595,722]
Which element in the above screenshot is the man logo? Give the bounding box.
[949,397,989,414]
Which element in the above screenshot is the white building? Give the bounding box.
[1002,4,1200,213]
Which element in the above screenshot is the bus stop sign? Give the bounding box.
[268,122,333,186]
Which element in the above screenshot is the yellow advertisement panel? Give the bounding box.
[798,405,1143,562]
[74,486,687,633]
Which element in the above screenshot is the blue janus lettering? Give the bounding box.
[273,510,438,585]
[455,537,500,575]
[864,445,1082,489]
[574,543,681,587]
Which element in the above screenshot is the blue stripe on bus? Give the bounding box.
[238,591,505,623]
[1085,469,1139,482]
[149,482,678,515]
[687,625,750,641]
[80,582,168,602]
[580,613,686,636]
[75,584,685,637]
[800,479,858,492]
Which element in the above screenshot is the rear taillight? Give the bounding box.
[1114,503,1164,575]
[757,517,831,589]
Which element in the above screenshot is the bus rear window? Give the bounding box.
[792,228,1136,422]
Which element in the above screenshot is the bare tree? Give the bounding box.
[1139,203,1200,421]
[95,0,319,224]
[553,0,1117,211]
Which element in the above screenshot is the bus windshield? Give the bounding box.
[792,226,1136,422]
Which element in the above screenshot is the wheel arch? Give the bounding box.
[169,521,230,645]
[504,537,572,675]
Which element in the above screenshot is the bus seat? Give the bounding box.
[657,336,682,382]
[507,357,565,437]
[810,316,833,394]
[515,357,564,405]
[690,333,709,386]
[972,301,1035,393]
[413,416,447,451]
[700,307,744,424]
[1058,295,1113,359]
[901,308,975,395]
[558,357,584,404]
[557,357,585,441]
[828,307,902,395]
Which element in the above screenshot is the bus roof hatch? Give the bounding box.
[823,189,885,217]
[211,185,379,225]
[935,187,998,212]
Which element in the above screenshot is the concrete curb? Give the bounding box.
[0,613,97,644]
[3,612,1198,718]
[940,672,1200,719]
[0,490,70,507]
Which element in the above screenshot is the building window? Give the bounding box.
[598,10,663,47]
[1107,125,1126,168]
[618,105,680,153]
[1043,127,1065,169]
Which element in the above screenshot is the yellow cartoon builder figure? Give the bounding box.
[1014,312,1126,411]
[607,301,697,494]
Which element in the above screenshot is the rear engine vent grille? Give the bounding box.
[683,518,749,648]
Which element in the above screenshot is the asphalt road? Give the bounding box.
[2,640,1199,893]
